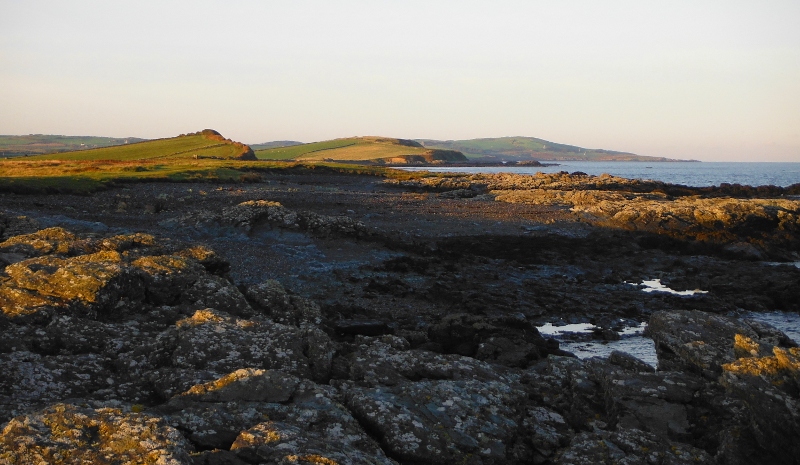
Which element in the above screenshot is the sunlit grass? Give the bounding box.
[255,137,430,161]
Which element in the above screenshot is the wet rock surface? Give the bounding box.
[1,171,799,463]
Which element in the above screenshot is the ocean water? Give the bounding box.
[402,162,800,188]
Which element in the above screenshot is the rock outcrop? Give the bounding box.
[386,172,800,258]
[2,226,799,464]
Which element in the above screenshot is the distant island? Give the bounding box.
[416,136,696,162]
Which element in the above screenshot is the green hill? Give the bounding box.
[26,129,255,162]
[255,137,466,164]
[0,135,147,158]
[416,137,686,162]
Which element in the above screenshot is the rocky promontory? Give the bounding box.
[1,169,799,464]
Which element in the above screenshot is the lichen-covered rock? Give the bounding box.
[344,379,525,464]
[133,255,204,305]
[230,381,396,465]
[0,403,193,464]
[647,310,796,378]
[0,227,84,258]
[523,407,574,462]
[331,334,509,387]
[218,200,370,238]
[174,368,300,404]
[4,251,143,318]
[37,314,118,355]
[0,351,113,423]
[181,275,253,317]
[96,232,158,253]
[245,279,322,327]
[171,309,331,381]
[521,356,605,430]
[721,344,800,464]
[555,427,713,464]
[176,245,230,276]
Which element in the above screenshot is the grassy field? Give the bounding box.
[255,136,466,163]
[416,136,682,162]
[0,135,146,158]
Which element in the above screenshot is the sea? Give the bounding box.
[402,162,800,188]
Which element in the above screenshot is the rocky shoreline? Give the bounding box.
[1,170,798,464]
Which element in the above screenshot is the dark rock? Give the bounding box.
[245,279,323,327]
[427,313,549,367]
[334,319,391,337]
[608,350,655,373]
[190,450,250,465]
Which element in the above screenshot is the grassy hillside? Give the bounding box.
[417,137,685,162]
[0,135,146,158]
[0,130,438,194]
[0,130,265,193]
[255,137,466,164]
[25,129,255,162]
[250,141,304,151]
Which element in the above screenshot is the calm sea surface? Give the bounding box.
[402,162,800,188]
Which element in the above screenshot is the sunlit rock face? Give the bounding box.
[387,171,800,259]
[647,310,800,464]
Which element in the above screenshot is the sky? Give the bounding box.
[1,1,799,162]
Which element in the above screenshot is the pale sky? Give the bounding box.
[1,1,799,161]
